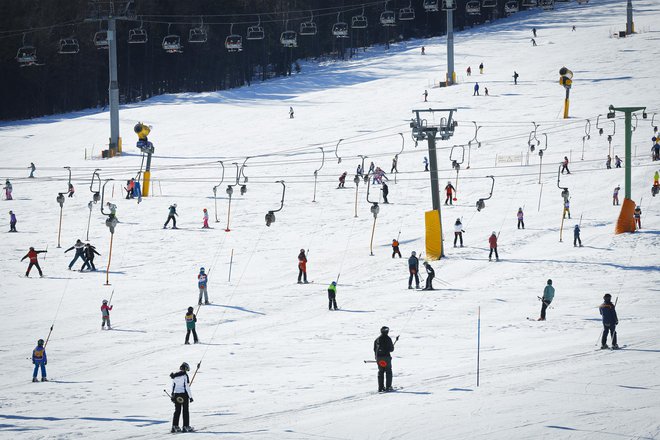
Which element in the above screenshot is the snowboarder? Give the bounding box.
[327,281,338,310]
[614,155,622,168]
[599,294,619,349]
[164,204,178,229]
[21,247,46,277]
[374,326,395,392]
[613,186,620,205]
[563,199,571,219]
[392,239,401,258]
[382,182,389,204]
[538,279,554,321]
[198,267,209,305]
[479,62,484,74]
[606,155,612,169]
[532,27,537,37]
[184,307,198,344]
[202,208,210,229]
[31,339,47,382]
[574,224,582,247]
[633,205,642,229]
[338,172,347,188]
[391,156,398,173]
[561,156,570,174]
[423,89,428,102]
[517,207,525,229]
[3,179,13,200]
[297,249,308,284]
[80,243,101,271]
[101,299,113,330]
[454,218,464,247]
[423,157,429,172]
[29,162,36,178]
[9,210,17,232]
[170,362,194,433]
[473,82,480,96]
[408,251,420,289]
[444,182,455,205]
[466,66,472,76]
[488,232,499,261]
[513,71,519,85]
[67,182,75,198]
[531,38,537,46]
[289,107,294,119]
[423,261,435,290]
[64,239,85,270]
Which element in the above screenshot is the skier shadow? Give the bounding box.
[48,380,93,384]
[197,429,269,435]
[619,348,660,353]
[212,304,266,316]
[0,414,165,427]
[110,328,147,333]
[336,309,374,313]
[546,425,655,439]
[449,388,473,392]
[503,258,660,272]
[393,390,432,395]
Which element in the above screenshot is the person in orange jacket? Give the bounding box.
[391,239,401,258]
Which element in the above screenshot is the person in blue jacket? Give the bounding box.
[133,179,142,203]
[599,293,619,349]
[197,267,209,305]
[32,339,47,382]
[408,251,420,289]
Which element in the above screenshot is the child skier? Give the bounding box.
[599,294,619,349]
[297,250,308,284]
[517,208,525,229]
[392,239,401,258]
[561,156,570,174]
[327,281,338,310]
[198,268,209,305]
[382,182,389,204]
[423,90,428,102]
[81,243,101,271]
[9,210,17,232]
[101,299,113,330]
[184,307,198,344]
[31,339,47,382]
[473,82,480,96]
[574,224,582,247]
[29,162,36,178]
[479,62,484,74]
[538,279,554,321]
[338,172,347,188]
[614,155,622,168]
[613,186,620,205]
[454,218,464,247]
[21,247,47,277]
[374,326,395,392]
[170,362,194,433]
[488,232,499,261]
[423,157,429,172]
[606,155,612,169]
[422,261,435,290]
[202,209,209,229]
[164,204,178,229]
[634,205,642,229]
[67,182,75,198]
[3,179,13,200]
[563,199,571,219]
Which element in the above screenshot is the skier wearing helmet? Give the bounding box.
[444,182,455,205]
[374,326,396,392]
[31,338,47,382]
[327,281,338,310]
[164,204,178,229]
[202,208,209,229]
[408,251,420,289]
[297,249,308,284]
[197,268,209,305]
[101,299,113,329]
[170,362,194,433]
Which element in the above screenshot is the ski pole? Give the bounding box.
[189,361,202,386]
[163,389,172,399]
[44,244,49,261]
[393,335,400,346]
[363,360,377,364]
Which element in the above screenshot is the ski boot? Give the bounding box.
[204,301,210,305]
[184,341,190,345]
[415,284,420,289]
[41,377,48,382]
[182,426,195,433]
[612,344,620,350]
[385,386,394,392]
[601,344,609,350]
[408,286,412,290]
[304,280,309,284]
[297,281,302,284]
[171,425,182,433]
[32,378,38,382]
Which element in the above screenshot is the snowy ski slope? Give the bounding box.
[1,0,660,438]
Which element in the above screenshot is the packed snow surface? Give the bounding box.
[1,0,659,438]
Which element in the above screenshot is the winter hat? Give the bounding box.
[411,251,416,256]
[331,281,337,286]
[203,208,207,212]
[547,279,552,285]
[380,326,389,334]
[492,231,496,235]
[200,267,205,272]
[603,293,612,300]
[187,307,194,313]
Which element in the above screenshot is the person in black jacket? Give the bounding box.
[423,261,435,290]
[64,239,85,270]
[381,182,389,204]
[80,243,101,271]
[408,251,420,290]
[599,293,619,349]
[374,326,397,392]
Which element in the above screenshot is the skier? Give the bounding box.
[125,179,135,199]
[184,307,199,344]
[408,251,420,289]
[574,224,582,247]
[31,339,47,382]
[64,239,85,270]
[392,239,401,258]
[327,281,338,310]
[531,38,537,46]
[444,182,455,205]
[164,204,178,229]
[356,164,363,176]
[391,156,398,173]
[297,249,308,284]
[421,46,425,55]
[29,162,36,178]
[473,82,480,96]
[3,179,13,200]
[517,207,525,229]
[561,156,570,174]
[21,247,47,277]
[202,208,210,229]
[454,218,464,247]
[9,210,17,232]
[479,62,484,74]
[289,107,294,119]
[422,261,435,290]
[488,232,499,261]
[423,157,429,172]
[466,66,471,76]
[67,182,75,198]
[532,27,537,37]
[382,182,389,204]
[484,87,489,96]
[423,89,428,102]
[198,267,209,305]
[572,25,576,31]
[80,243,101,271]
[563,199,571,219]
[654,170,659,186]
[614,155,622,168]
[368,161,376,175]
[613,186,620,205]
[338,172,347,188]
[170,362,195,433]
[373,326,395,392]
[101,299,113,330]
[513,71,519,85]
[599,294,619,349]
[606,155,612,169]
[652,140,660,161]
[633,205,642,229]
[538,279,554,321]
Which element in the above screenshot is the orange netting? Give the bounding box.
[614,198,636,234]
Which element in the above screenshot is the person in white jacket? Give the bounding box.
[453,218,464,247]
[170,362,194,433]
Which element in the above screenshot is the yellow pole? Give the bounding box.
[563,89,570,119]
[105,233,114,286]
[142,170,151,197]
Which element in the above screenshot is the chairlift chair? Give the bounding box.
[381,1,397,26]
[16,46,38,66]
[281,31,298,48]
[423,0,440,12]
[93,30,109,49]
[504,1,520,13]
[189,27,208,44]
[162,35,182,53]
[332,13,349,38]
[128,25,148,44]
[351,9,368,29]
[58,38,80,55]
[247,16,265,40]
[225,24,242,51]
[441,0,458,10]
[521,0,537,7]
[482,0,497,8]
[466,1,482,14]
[399,2,416,20]
[576,0,589,4]
[540,0,554,10]
[300,11,318,35]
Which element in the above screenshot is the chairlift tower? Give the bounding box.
[410,108,458,259]
[86,1,136,156]
[446,0,456,85]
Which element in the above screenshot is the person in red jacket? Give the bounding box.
[101,299,113,330]
[444,182,455,205]
[21,247,47,277]
[297,249,308,284]
[488,232,499,261]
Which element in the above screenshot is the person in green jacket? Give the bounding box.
[538,279,555,321]
[184,307,198,344]
[327,281,338,311]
